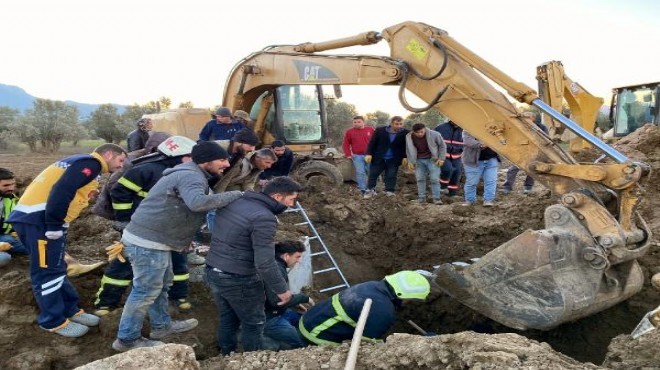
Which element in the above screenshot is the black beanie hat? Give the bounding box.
[231,128,259,146]
[271,140,285,148]
[192,142,229,164]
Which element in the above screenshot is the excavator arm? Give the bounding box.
[222,21,651,330]
[536,61,604,152]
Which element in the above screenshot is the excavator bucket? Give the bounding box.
[433,204,644,330]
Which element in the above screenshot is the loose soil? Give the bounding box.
[1,126,660,369]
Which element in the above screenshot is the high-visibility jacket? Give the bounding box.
[1,194,17,234]
[299,280,398,345]
[434,122,464,159]
[110,156,183,221]
[8,153,108,231]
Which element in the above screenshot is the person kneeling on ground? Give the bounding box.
[262,240,314,350]
[299,270,430,345]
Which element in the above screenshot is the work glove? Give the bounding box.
[434,158,445,167]
[105,241,126,263]
[0,242,11,252]
[45,230,64,240]
[112,221,129,232]
[364,155,372,164]
[65,253,106,277]
[10,231,18,238]
[407,161,415,171]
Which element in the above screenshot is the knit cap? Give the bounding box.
[191,141,229,164]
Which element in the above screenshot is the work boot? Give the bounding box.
[441,188,449,195]
[176,298,193,312]
[461,201,475,207]
[483,201,495,207]
[523,187,533,194]
[433,199,443,205]
[112,337,164,352]
[187,253,206,265]
[411,198,426,204]
[41,320,89,338]
[149,319,199,340]
[500,188,511,195]
[385,191,396,197]
[69,310,100,326]
[363,189,376,199]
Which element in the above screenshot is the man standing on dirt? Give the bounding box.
[0,168,28,267]
[434,120,464,197]
[126,118,153,152]
[342,116,374,194]
[299,270,430,345]
[93,136,197,316]
[198,107,248,141]
[205,176,302,355]
[112,141,243,352]
[7,144,127,338]
[363,116,409,199]
[406,123,446,204]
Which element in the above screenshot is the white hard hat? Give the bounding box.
[157,136,196,157]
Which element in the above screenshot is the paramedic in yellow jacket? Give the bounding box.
[7,144,127,338]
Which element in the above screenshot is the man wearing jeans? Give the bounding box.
[405,123,446,204]
[461,131,500,206]
[342,116,374,194]
[112,141,242,352]
[205,177,301,355]
[363,116,409,198]
[262,240,312,350]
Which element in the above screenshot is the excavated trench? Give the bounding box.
[291,180,656,365]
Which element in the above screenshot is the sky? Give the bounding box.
[1,0,658,117]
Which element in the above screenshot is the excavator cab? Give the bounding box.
[610,82,660,137]
[249,85,330,154]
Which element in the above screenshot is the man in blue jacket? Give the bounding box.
[198,107,248,141]
[205,176,302,355]
[299,270,430,345]
[363,116,409,198]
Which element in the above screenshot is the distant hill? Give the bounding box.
[0,83,125,119]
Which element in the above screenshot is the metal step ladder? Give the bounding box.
[284,201,350,293]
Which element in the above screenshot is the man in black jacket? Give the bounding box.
[126,118,153,152]
[258,140,294,185]
[205,176,302,355]
[262,240,311,350]
[364,116,409,198]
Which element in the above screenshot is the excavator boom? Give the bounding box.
[222,21,651,330]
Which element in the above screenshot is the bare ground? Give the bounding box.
[1,125,660,369]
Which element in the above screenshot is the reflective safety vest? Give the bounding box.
[299,293,383,345]
[1,195,17,234]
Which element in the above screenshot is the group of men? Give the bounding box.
[343,111,546,206]
[2,107,433,356]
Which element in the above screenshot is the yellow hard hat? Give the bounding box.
[384,270,430,300]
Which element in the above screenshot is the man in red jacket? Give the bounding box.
[342,116,374,194]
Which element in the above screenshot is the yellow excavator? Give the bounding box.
[218,21,653,330]
[536,60,604,152]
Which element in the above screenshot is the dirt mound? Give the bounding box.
[603,329,660,369]
[201,332,601,369]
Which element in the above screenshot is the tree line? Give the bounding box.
[0,97,191,152]
[0,94,446,153]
